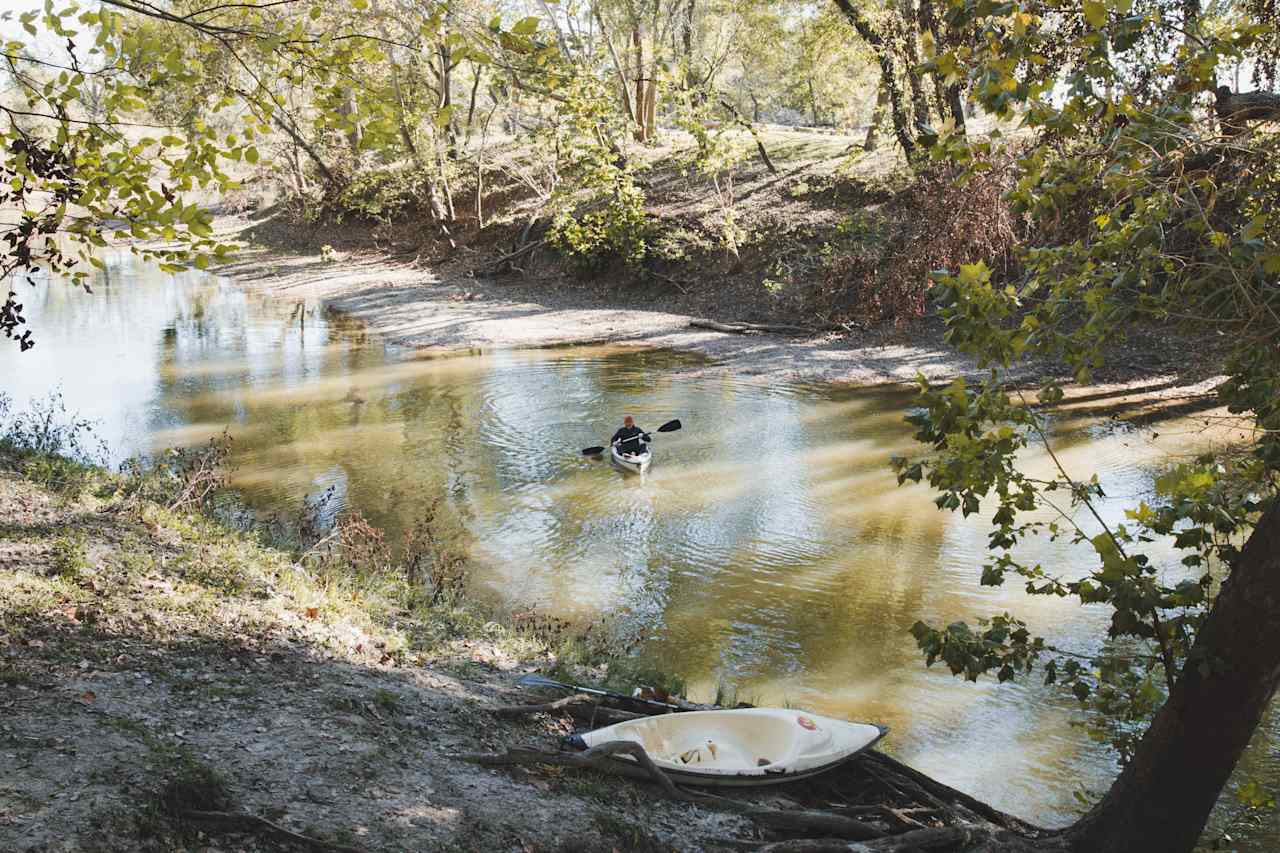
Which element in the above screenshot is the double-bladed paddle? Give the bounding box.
[515,673,681,712]
[581,418,681,457]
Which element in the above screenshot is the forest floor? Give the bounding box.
[0,460,753,852]
[209,127,1227,390]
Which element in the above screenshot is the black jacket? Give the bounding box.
[610,425,650,455]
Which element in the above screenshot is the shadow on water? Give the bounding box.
[2,252,1276,843]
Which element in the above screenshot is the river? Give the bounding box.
[1,252,1275,846]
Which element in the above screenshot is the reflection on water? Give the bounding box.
[2,254,1276,843]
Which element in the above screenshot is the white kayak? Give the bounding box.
[570,708,887,787]
[610,444,651,474]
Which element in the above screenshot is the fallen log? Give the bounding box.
[491,693,597,718]
[752,825,998,852]
[490,692,646,726]
[180,809,367,853]
[746,807,886,841]
[690,319,815,335]
[488,238,547,273]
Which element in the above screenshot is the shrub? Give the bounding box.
[49,533,90,580]
[0,392,105,495]
[812,157,1024,326]
[548,174,651,272]
[322,163,433,224]
[0,391,104,463]
[118,430,234,511]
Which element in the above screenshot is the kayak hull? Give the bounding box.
[610,444,651,474]
[574,708,887,787]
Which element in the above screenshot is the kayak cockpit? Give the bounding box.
[575,708,886,786]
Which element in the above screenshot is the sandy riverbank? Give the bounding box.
[212,233,980,387]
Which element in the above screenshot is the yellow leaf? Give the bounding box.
[1083,0,1106,28]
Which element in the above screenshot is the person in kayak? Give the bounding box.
[611,416,651,457]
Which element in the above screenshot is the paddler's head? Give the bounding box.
[623,415,635,427]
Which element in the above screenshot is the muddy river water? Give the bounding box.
[3,253,1276,845]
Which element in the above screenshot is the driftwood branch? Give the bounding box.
[492,692,646,726]
[487,238,547,273]
[490,693,597,718]
[753,825,997,852]
[860,751,1038,833]
[495,684,1048,851]
[180,809,367,853]
[462,740,710,805]
[716,97,778,174]
[747,808,885,841]
[690,319,814,335]
[462,741,894,843]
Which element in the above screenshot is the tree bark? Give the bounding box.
[644,76,658,141]
[896,0,930,126]
[595,9,638,128]
[464,63,483,139]
[681,0,695,63]
[437,40,457,158]
[864,82,888,151]
[716,98,778,174]
[269,108,338,187]
[832,0,916,158]
[916,0,965,134]
[1062,500,1280,852]
[633,24,648,141]
[1216,86,1280,134]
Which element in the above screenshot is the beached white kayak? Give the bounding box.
[570,708,887,786]
[610,444,651,474]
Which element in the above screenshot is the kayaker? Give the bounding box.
[611,415,650,457]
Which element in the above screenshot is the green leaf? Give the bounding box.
[1082,0,1106,28]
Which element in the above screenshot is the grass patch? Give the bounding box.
[49,533,90,580]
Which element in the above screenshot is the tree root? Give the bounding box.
[180,809,367,853]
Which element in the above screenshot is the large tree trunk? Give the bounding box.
[681,0,695,63]
[916,0,965,134]
[1062,500,1280,852]
[595,9,638,129]
[644,78,658,141]
[633,24,648,141]
[832,0,916,158]
[896,0,930,126]
[864,82,888,151]
[437,40,458,158]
